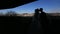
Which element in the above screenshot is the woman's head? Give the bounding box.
[39,8,43,11]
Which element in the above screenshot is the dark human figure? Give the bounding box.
[39,8,49,34]
[27,8,40,34]
[28,8,49,34]
[32,8,40,24]
[34,8,39,20]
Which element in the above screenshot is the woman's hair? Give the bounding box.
[39,8,43,12]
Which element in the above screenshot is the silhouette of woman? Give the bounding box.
[34,8,39,19]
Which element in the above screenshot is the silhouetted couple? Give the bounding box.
[34,8,49,34]
[28,8,49,34]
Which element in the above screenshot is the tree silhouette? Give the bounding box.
[5,11,17,16]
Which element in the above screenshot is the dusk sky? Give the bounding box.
[0,0,60,14]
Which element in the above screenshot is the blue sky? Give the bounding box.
[0,0,60,14]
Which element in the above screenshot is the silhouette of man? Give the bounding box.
[39,8,49,34]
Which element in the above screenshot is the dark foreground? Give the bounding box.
[0,16,60,34]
